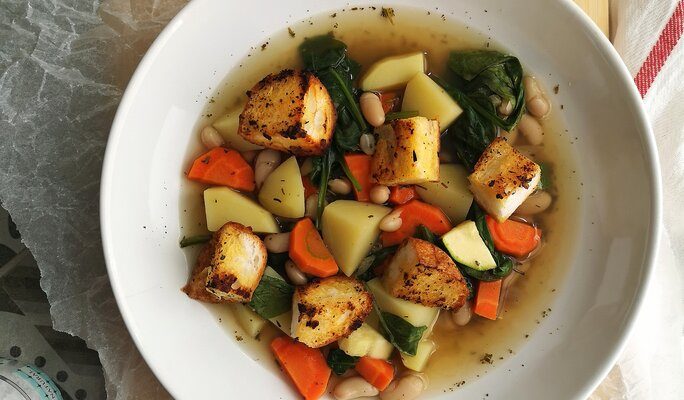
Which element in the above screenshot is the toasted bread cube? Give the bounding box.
[468,138,541,222]
[238,69,335,156]
[182,241,223,303]
[291,276,372,348]
[203,222,267,302]
[371,117,440,186]
[383,238,469,310]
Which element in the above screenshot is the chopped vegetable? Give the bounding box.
[485,216,541,258]
[289,218,338,278]
[355,357,395,391]
[270,336,331,400]
[441,221,497,271]
[212,103,263,151]
[179,234,211,248]
[187,147,255,191]
[538,162,552,190]
[385,110,420,121]
[381,200,452,247]
[473,279,502,320]
[366,278,438,336]
[326,348,359,375]
[388,185,418,205]
[377,310,427,356]
[302,175,317,198]
[401,73,463,130]
[204,187,280,233]
[400,339,436,372]
[379,91,402,113]
[360,52,425,91]
[344,153,373,201]
[338,323,394,359]
[414,164,473,223]
[231,304,267,338]
[258,156,305,218]
[248,270,294,319]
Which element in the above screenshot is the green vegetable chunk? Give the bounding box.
[377,311,428,356]
[248,274,294,319]
[326,348,359,375]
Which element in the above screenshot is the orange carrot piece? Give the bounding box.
[388,185,418,205]
[485,216,541,258]
[381,200,452,247]
[379,91,401,114]
[289,218,338,278]
[187,147,255,192]
[343,153,372,202]
[474,280,502,320]
[355,357,394,391]
[302,175,317,198]
[271,336,331,400]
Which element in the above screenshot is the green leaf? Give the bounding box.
[248,275,294,319]
[355,245,398,281]
[460,202,514,281]
[179,234,212,248]
[326,349,359,375]
[385,110,419,121]
[414,224,437,244]
[377,312,427,356]
[538,162,552,191]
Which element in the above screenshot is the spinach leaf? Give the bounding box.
[460,202,514,281]
[377,311,427,356]
[414,224,438,244]
[385,110,419,121]
[248,275,294,319]
[326,349,359,375]
[355,245,398,281]
[179,234,212,248]
[443,106,497,171]
[538,162,552,191]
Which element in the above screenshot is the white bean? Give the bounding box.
[264,232,290,253]
[305,194,319,218]
[523,76,550,118]
[370,185,390,204]
[380,373,426,400]
[329,178,352,195]
[241,150,259,163]
[360,92,386,127]
[516,191,552,215]
[498,99,513,116]
[333,376,379,400]
[200,126,225,149]
[517,114,544,145]
[254,149,282,188]
[300,158,313,176]
[360,133,376,155]
[379,210,402,232]
[285,260,308,286]
[452,301,473,326]
[500,128,519,145]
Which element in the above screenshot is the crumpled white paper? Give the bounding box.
[0,0,681,399]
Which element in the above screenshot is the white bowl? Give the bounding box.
[100,0,661,398]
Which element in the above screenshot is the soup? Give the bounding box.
[179,6,580,399]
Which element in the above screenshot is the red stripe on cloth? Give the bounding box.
[634,1,684,97]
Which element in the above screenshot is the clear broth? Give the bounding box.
[180,6,581,397]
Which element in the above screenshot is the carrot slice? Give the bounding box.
[474,280,502,320]
[302,175,317,198]
[485,216,541,258]
[355,357,394,391]
[388,185,418,205]
[379,91,401,114]
[187,147,255,192]
[289,218,338,277]
[271,336,331,400]
[343,153,373,202]
[381,200,452,247]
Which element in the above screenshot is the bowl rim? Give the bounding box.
[100,0,662,398]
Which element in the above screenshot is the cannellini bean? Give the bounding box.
[333,376,379,400]
[370,185,390,204]
[380,373,426,400]
[300,158,313,176]
[518,114,544,145]
[264,232,290,253]
[523,76,550,118]
[305,194,319,218]
[516,191,552,215]
[498,99,513,116]
[241,150,259,163]
[500,128,519,145]
[254,149,282,188]
[360,133,376,155]
[379,210,402,232]
[285,260,308,286]
[360,92,386,127]
[200,126,225,149]
[452,301,473,326]
[329,178,352,195]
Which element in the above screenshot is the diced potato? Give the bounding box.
[338,323,394,360]
[258,156,305,218]
[231,304,267,338]
[402,73,463,131]
[371,117,440,186]
[270,310,293,336]
[204,187,280,233]
[367,278,439,333]
[468,138,541,222]
[415,164,473,224]
[291,276,372,348]
[321,200,391,276]
[360,52,426,91]
[212,103,263,151]
[401,339,436,372]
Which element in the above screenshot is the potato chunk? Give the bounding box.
[371,117,440,186]
[468,138,541,222]
[415,164,473,224]
[238,69,335,156]
[360,52,426,91]
[204,187,280,233]
[401,73,463,130]
[258,156,305,218]
[291,276,372,348]
[383,238,469,310]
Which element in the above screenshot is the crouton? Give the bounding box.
[291,276,372,348]
[382,238,468,310]
[468,138,541,222]
[182,241,223,303]
[238,69,335,156]
[371,117,440,186]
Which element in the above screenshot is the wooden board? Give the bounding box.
[574,0,610,36]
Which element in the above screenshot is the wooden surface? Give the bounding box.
[574,0,610,36]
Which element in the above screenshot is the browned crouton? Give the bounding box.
[182,241,222,303]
